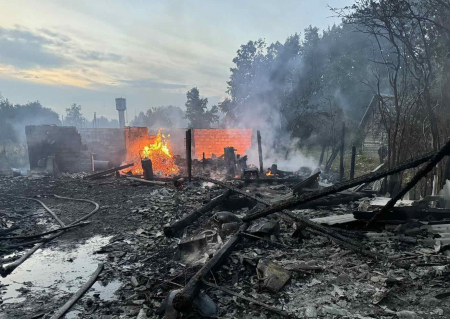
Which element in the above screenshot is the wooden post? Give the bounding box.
[224,147,236,177]
[350,145,356,180]
[318,144,326,167]
[186,129,192,182]
[257,130,264,174]
[141,158,153,180]
[339,122,345,181]
[202,152,206,171]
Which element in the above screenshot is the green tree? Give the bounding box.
[65,103,85,128]
[185,88,218,128]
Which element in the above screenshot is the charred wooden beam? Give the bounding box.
[319,144,326,167]
[126,177,167,186]
[350,145,356,180]
[243,150,437,222]
[339,122,346,181]
[292,171,320,195]
[270,164,293,177]
[224,147,236,177]
[83,163,134,180]
[164,184,243,237]
[141,158,153,180]
[186,129,192,182]
[366,137,450,227]
[282,210,380,259]
[172,223,249,312]
[257,130,264,174]
[198,176,270,206]
[325,141,341,173]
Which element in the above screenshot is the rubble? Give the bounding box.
[1,140,450,319]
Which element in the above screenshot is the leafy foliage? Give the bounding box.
[185,88,219,128]
[130,105,187,129]
[0,94,61,143]
[64,103,85,128]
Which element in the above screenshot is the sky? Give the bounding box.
[0,0,352,122]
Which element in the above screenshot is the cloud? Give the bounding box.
[0,26,68,68]
[117,78,187,89]
[76,50,130,63]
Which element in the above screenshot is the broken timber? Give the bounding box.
[282,210,380,259]
[83,163,134,180]
[164,184,244,237]
[198,176,271,206]
[172,223,249,312]
[243,150,437,222]
[292,171,320,195]
[366,137,450,227]
[126,177,167,186]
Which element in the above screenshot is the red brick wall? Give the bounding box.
[193,129,253,159]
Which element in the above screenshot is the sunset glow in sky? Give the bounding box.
[0,0,350,120]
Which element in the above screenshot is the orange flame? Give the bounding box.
[133,129,179,175]
[266,168,278,177]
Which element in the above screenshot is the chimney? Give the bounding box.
[115,98,126,128]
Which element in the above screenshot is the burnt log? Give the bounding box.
[83,163,134,180]
[171,223,249,312]
[224,147,236,176]
[366,137,450,227]
[198,176,270,206]
[141,158,153,180]
[325,141,341,173]
[292,171,320,195]
[186,129,192,182]
[350,145,356,180]
[243,150,438,222]
[164,184,243,237]
[339,122,346,181]
[282,210,380,259]
[257,130,264,174]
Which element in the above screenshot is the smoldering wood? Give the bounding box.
[292,171,320,195]
[270,164,294,177]
[172,223,249,312]
[350,145,356,180]
[366,138,450,227]
[83,163,134,180]
[339,122,346,181]
[257,130,264,174]
[186,129,192,182]
[243,150,437,222]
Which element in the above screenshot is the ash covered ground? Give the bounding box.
[1,173,450,319]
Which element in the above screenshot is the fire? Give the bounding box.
[129,129,179,175]
[266,168,278,177]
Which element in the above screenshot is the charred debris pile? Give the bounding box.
[1,129,450,319]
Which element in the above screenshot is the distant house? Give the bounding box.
[358,94,393,156]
